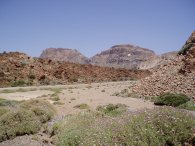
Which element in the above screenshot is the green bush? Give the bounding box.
[0,108,9,117]
[20,99,55,123]
[178,101,195,111]
[0,109,40,142]
[154,93,190,107]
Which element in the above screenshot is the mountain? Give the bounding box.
[133,31,195,100]
[0,52,151,87]
[90,44,156,69]
[39,45,177,70]
[139,51,178,69]
[40,48,89,64]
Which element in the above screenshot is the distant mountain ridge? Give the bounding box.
[40,48,89,64]
[40,45,177,69]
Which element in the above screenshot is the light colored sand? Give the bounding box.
[0,90,53,101]
[0,81,154,116]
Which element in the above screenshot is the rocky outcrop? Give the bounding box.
[90,45,156,69]
[133,31,195,100]
[40,48,89,64]
[0,52,151,87]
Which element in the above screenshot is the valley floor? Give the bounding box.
[0,81,154,116]
[0,81,154,146]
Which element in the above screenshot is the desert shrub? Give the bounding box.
[11,80,26,87]
[0,109,40,142]
[154,93,190,107]
[0,98,19,107]
[49,88,62,101]
[50,95,60,101]
[0,108,9,117]
[178,101,195,111]
[53,101,64,105]
[123,107,195,145]
[54,108,195,146]
[20,99,55,123]
[96,103,127,116]
[74,103,89,109]
[53,112,100,146]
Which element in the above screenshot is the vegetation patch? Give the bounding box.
[96,103,127,116]
[0,108,9,117]
[0,109,40,142]
[53,107,195,146]
[178,101,195,111]
[53,101,64,105]
[112,88,132,97]
[154,92,190,107]
[0,88,37,93]
[20,99,55,123]
[74,103,89,109]
[11,80,26,87]
[50,95,60,101]
[0,98,19,107]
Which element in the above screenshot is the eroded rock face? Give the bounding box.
[40,48,89,64]
[133,31,195,100]
[90,45,156,69]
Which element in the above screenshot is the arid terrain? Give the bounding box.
[0,81,154,146]
[0,81,154,116]
[0,31,195,146]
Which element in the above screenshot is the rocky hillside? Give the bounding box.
[0,52,151,87]
[139,51,178,69]
[133,31,195,100]
[40,48,89,64]
[90,45,156,69]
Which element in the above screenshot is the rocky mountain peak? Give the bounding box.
[90,44,156,69]
[40,48,88,64]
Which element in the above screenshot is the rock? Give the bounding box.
[40,48,88,64]
[133,31,195,100]
[0,52,151,87]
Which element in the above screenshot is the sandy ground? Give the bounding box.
[0,81,155,146]
[0,81,154,116]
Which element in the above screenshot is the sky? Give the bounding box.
[0,0,194,57]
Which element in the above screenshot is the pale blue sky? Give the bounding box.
[0,0,194,57]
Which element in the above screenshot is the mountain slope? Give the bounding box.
[40,48,89,64]
[133,31,195,100]
[90,44,156,69]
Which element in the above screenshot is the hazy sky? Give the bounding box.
[0,0,194,57]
